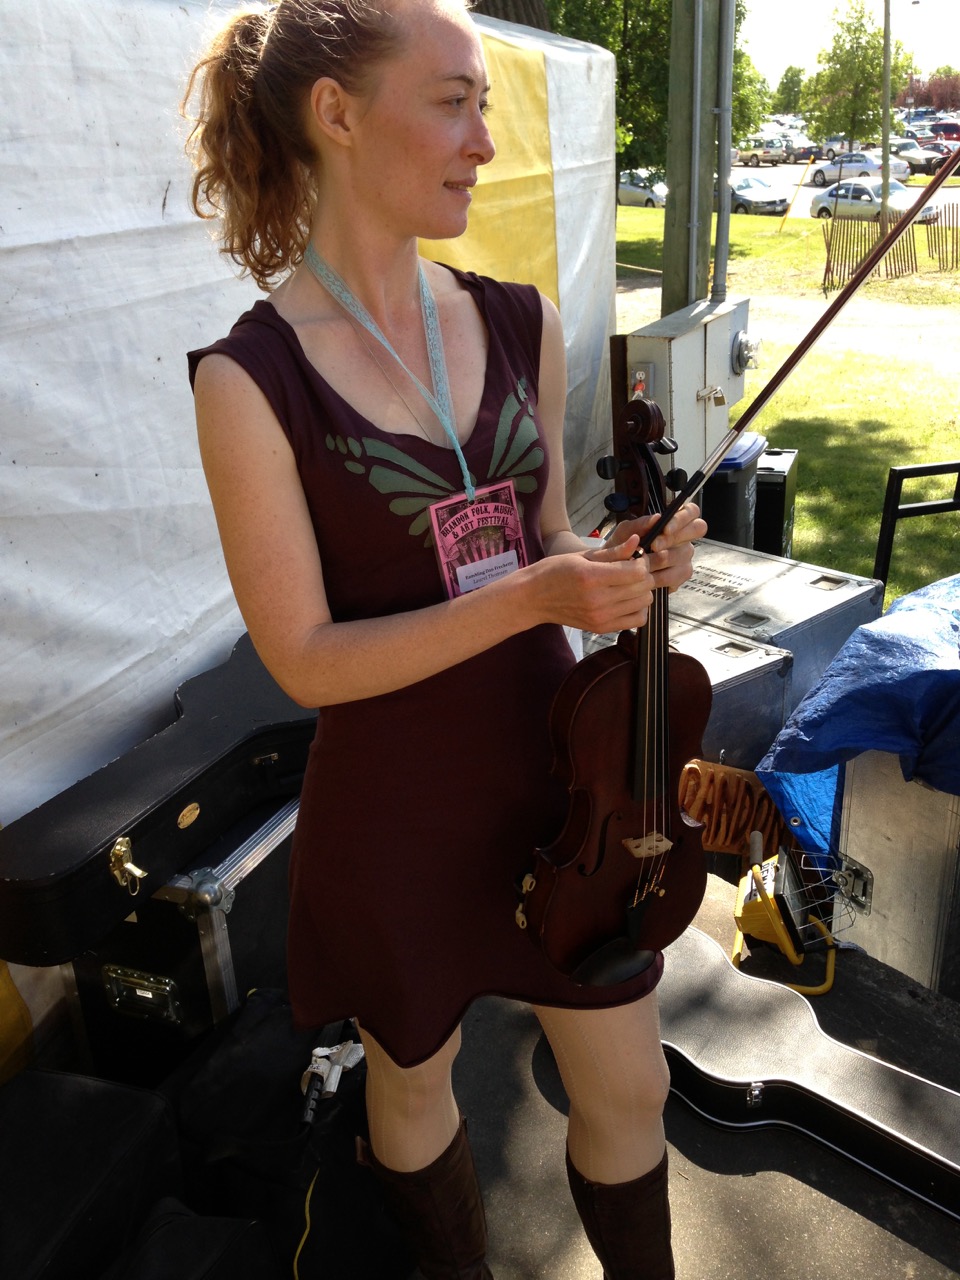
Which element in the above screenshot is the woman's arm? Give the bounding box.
[194,352,658,707]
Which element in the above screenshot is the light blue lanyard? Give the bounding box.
[303,243,476,501]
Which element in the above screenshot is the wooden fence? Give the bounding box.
[822,201,960,290]
[925,200,960,271]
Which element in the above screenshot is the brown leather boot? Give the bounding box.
[566,1148,675,1280]
[360,1118,493,1279]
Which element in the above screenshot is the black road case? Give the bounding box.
[0,634,316,968]
[68,799,298,1086]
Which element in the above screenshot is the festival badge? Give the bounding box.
[429,479,528,600]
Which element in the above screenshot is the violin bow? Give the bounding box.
[637,144,960,554]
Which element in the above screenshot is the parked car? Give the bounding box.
[810,151,910,186]
[618,168,668,208]
[782,136,823,163]
[716,174,789,215]
[823,137,857,159]
[737,137,785,166]
[932,120,960,140]
[889,140,944,174]
[929,139,960,172]
[903,127,936,144]
[809,179,939,224]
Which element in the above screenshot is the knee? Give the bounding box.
[361,1024,461,1118]
[619,1051,671,1120]
[577,1044,671,1132]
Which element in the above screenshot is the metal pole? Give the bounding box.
[882,0,891,226]
[710,0,735,301]
[686,0,704,306]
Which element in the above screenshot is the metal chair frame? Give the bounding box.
[873,461,960,585]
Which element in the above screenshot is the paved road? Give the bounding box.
[615,276,956,366]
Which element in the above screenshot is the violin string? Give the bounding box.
[631,480,673,907]
[645,487,672,900]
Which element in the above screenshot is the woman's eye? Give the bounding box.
[444,95,491,115]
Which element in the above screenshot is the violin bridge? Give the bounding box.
[622,832,672,860]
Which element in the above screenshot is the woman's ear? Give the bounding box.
[309,76,358,148]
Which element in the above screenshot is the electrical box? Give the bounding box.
[615,296,756,486]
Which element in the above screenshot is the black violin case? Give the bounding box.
[0,633,317,969]
[659,927,960,1222]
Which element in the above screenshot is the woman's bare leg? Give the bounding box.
[531,992,670,1183]
[357,1022,462,1171]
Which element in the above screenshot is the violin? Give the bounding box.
[513,147,960,987]
[516,395,712,986]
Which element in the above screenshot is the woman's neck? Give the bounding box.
[296,213,425,335]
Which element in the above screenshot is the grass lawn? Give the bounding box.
[616,205,960,607]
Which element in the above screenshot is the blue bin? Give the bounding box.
[700,430,767,549]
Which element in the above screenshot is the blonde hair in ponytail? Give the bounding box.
[182,1,406,290]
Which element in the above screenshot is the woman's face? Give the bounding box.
[346,1,496,241]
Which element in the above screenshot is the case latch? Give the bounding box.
[109,836,147,895]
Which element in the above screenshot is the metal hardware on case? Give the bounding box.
[177,868,236,921]
[109,837,147,895]
[177,802,200,830]
[102,964,182,1024]
[254,752,280,766]
[746,1082,764,1108]
[832,855,874,915]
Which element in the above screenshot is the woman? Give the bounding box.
[183,2,705,1276]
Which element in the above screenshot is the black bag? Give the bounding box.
[163,988,413,1278]
[97,1198,282,1280]
[0,1070,181,1280]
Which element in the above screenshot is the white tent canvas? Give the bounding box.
[0,0,617,831]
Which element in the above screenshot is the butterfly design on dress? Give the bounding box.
[325,378,544,545]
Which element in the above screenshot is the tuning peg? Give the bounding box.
[653,437,679,455]
[604,493,633,514]
[664,469,688,491]
[596,455,628,480]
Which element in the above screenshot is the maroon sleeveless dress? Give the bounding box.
[189,267,662,1067]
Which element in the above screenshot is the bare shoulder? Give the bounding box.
[423,258,463,295]
[193,350,258,403]
[193,351,276,424]
[193,352,295,479]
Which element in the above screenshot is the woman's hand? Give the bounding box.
[599,503,706,595]
[526,537,656,635]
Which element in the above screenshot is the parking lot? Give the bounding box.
[738,158,959,219]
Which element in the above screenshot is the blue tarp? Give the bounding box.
[756,575,960,861]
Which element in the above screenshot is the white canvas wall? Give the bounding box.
[0,0,617,828]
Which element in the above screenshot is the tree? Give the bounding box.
[772,66,804,116]
[732,50,771,141]
[544,0,672,169]
[471,0,551,26]
[927,71,960,113]
[800,0,912,146]
[545,0,754,170]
